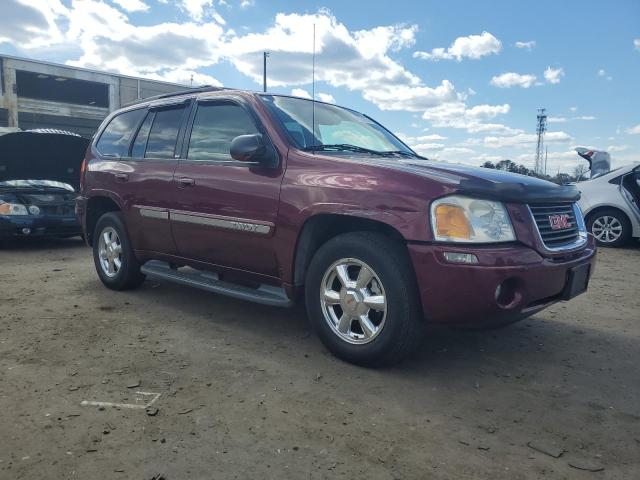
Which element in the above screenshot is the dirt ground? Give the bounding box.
[0,239,639,480]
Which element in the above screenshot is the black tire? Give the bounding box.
[93,212,145,290]
[586,208,631,247]
[305,232,425,367]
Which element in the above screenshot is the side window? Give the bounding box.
[187,103,259,161]
[131,112,153,158]
[144,105,187,159]
[96,108,145,157]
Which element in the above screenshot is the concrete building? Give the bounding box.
[0,55,188,137]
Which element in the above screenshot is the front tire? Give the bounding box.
[587,209,631,247]
[305,232,425,367]
[93,212,145,290]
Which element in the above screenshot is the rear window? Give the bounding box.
[96,109,145,157]
[144,106,187,159]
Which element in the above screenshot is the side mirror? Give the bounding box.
[230,134,268,163]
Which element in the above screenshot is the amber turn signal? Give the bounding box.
[434,204,472,240]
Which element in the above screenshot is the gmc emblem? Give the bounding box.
[549,214,571,230]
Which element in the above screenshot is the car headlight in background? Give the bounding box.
[0,201,29,216]
[431,195,515,243]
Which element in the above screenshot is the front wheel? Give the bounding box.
[93,212,145,290]
[305,232,425,367]
[587,209,631,247]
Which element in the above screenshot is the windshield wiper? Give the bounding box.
[302,144,388,156]
[381,150,424,159]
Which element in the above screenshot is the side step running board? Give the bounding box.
[140,260,293,308]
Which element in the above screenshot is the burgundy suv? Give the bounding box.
[77,88,596,366]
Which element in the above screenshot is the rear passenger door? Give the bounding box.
[109,101,189,254]
[170,99,284,278]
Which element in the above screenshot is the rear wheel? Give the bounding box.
[305,232,425,367]
[93,212,145,290]
[587,209,631,247]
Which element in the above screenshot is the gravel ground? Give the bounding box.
[0,239,639,479]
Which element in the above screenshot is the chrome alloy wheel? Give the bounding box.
[98,226,123,278]
[320,258,387,345]
[591,215,623,243]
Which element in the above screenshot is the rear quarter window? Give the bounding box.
[96,108,145,157]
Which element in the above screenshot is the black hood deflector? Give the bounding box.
[0,131,90,190]
[332,155,581,204]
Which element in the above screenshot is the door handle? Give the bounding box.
[177,177,195,187]
[114,173,129,182]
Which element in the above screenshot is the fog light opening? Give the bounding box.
[495,278,521,308]
[443,252,479,264]
[21,227,31,235]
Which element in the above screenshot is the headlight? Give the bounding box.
[431,195,515,243]
[0,201,29,216]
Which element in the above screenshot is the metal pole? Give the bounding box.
[263,52,269,93]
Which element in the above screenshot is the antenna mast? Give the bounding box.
[311,23,316,152]
[534,108,547,175]
[263,51,269,93]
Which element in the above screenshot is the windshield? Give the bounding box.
[260,95,415,156]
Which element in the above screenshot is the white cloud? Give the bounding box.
[483,131,573,149]
[413,31,501,61]
[420,101,514,136]
[626,124,640,135]
[150,69,221,86]
[290,88,312,99]
[634,38,640,51]
[224,11,461,113]
[598,68,606,77]
[490,72,536,88]
[0,0,68,48]
[548,116,567,123]
[111,0,149,12]
[317,92,336,103]
[180,0,212,21]
[544,66,564,84]
[607,145,628,152]
[574,115,596,121]
[570,106,578,112]
[514,40,536,50]
[240,0,254,8]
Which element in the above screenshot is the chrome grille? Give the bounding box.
[529,202,579,249]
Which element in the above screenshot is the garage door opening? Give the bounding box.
[16,70,109,108]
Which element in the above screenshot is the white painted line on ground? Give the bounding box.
[81,391,161,410]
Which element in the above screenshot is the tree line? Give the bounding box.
[480,159,589,184]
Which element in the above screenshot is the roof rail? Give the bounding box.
[124,85,229,107]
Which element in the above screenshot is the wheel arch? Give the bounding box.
[585,205,632,226]
[86,195,122,246]
[291,213,408,287]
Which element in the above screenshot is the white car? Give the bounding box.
[577,163,640,246]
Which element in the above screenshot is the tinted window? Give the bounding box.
[131,112,153,158]
[188,103,259,161]
[96,109,145,157]
[145,106,186,159]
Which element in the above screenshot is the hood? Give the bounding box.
[326,154,580,203]
[0,130,90,190]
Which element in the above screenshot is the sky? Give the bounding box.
[1,0,638,173]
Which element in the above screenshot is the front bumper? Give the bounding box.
[0,215,82,239]
[408,236,597,326]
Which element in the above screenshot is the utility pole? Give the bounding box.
[534,108,547,175]
[263,52,269,93]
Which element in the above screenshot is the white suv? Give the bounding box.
[577,163,640,246]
